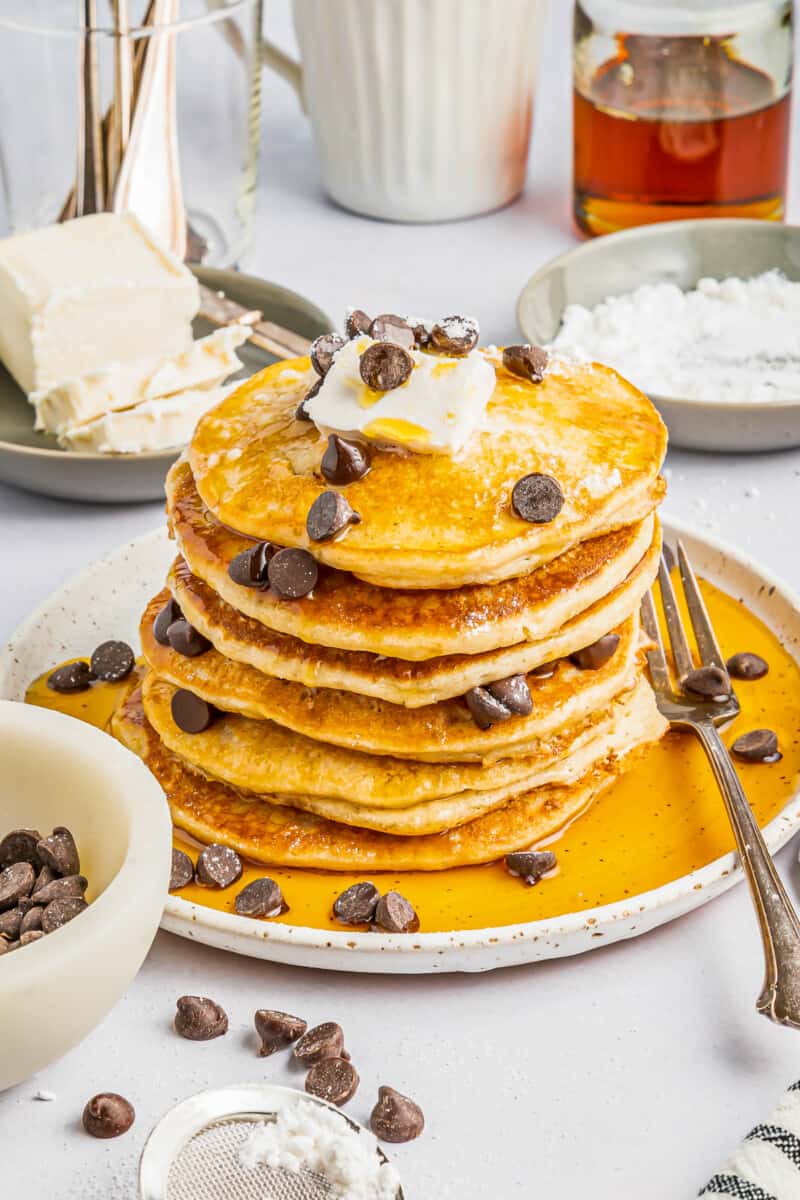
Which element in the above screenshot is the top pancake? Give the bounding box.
[189,354,667,590]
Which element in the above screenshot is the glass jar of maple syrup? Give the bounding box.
[573,0,793,236]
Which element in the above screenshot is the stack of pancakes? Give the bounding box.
[113,350,669,873]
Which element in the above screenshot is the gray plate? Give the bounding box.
[0,267,331,503]
[517,219,800,454]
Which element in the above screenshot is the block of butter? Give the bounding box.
[58,385,230,455]
[31,324,249,437]
[0,212,198,394]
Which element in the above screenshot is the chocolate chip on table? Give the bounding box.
[306,1057,360,1107]
[0,829,41,869]
[321,434,371,485]
[41,897,88,933]
[20,906,43,935]
[195,843,243,889]
[683,664,731,699]
[359,342,414,392]
[570,634,620,672]
[369,313,416,351]
[169,848,195,892]
[370,1086,425,1143]
[37,827,80,876]
[310,333,346,377]
[90,639,135,682]
[502,344,548,383]
[47,661,94,694]
[31,874,88,906]
[234,877,285,918]
[333,881,380,926]
[175,995,229,1041]
[511,473,564,524]
[228,541,273,589]
[306,491,361,543]
[255,1009,307,1057]
[0,908,22,940]
[171,689,217,734]
[345,308,372,339]
[267,547,319,601]
[727,652,769,681]
[0,862,35,911]
[505,849,557,885]
[153,597,183,645]
[430,315,479,356]
[731,729,781,763]
[373,891,418,934]
[82,1093,135,1139]
[465,675,533,730]
[295,377,322,422]
[166,619,212,659]
[294,1022,346,1065]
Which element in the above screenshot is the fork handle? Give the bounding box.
[694,719,800,1027]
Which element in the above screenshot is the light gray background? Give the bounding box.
[2,3,800,1197]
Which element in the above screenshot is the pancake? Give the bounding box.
[113,687,661,869]
[188,355,667,589]
[167,520,660,706]
[168,456,656,660]
[142,592,642,763]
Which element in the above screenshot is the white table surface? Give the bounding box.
[3,4,800,1197]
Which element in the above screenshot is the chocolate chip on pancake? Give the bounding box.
[430,315,479,356]
[307,491,361,543]
[570,634,620,671]
[195,843,242,889]
[47,661,94,694]
[41,896,87,933]
[359,342,414,391]
[234,876,285,918]
[166,619,212,658]
[295,376,322,421]
[171,688,217,734]
[727,652,769,681]
[333,881,380,926]
[502,344,548,383]
[321,434,371,485]
[306,1057,360,1106]
[731,729,781,763]
[228,541,273,589]
[0,862,35,911]
[345,308,372,339]
[82,1093,135,1139]
[683,664,731,699]
[0,829,41,870]
[529,660,560,679]
[465,675,533,730]
[255,1009,307,1056]
[294,1022,346,1065]
[153,597,182,645]
[369,313,416,350]
[505,850,557,885]
[267,547,319,599]
[373,891,418,933]
[169,848,195,891]
[511,473,564,524]
[37,827,80,876]
[465,686,513,730]
[370,1086,425,1143]
[90,640,135,682]
[310,332,346,376]
[174,995,228,1041]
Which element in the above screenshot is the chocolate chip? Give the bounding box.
[321,434,371,485]
[306,1058,360,1107]
[90,640,135,682]
[234,877,285,918]
[169,848,194,891]
[369,313,416,351]
[175,995,228,1041]
[20,906,43,935]
[310,333,346,376]
[0,937,8,955]
[154,598,182,645]
[359,342,414,392]
[465,675,532,730]
[307,491,360,543]
[333,881,380,925]
[267,547,319,600]
[465,687,512,730]
[82,1093,135,1139]
[166,619,211,658]
[18,929,44,948]
[32,864,57,895]
[0,862,35,910]
[502,344,548,383]
[505,849,557,885]
[345,308,372,339]
[511,473,564,524]
[731,729,781,763]
[31,874,88,905]
[683,665,731,699]
[228,541,273,589]
[430,315,479,356]
[195,843,242,889]
[0,908,22,940]
[411,321,431,349]
[727,652,769,681]
[529,660,559,679]
[373,891,418,933]
[0,829,41,869]
[37,827,80,876]
[570,634,620,671]
[370,1086,425,1143]
[255,1010,307,1057]
[47,661,94,694]
[41,897,87,933]
[170,689,216,734]
[294,1022,345,1065]
[295,376,322,421]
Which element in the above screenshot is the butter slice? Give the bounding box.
[58,385,229,455]
[0,212,198,394]
[32,325,248,436]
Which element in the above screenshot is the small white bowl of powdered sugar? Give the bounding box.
[518,218,800,452]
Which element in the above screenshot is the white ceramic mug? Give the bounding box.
[264,0,549,222]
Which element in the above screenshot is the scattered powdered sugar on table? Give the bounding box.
[239,1099,400,1200]
[551,270,800,405]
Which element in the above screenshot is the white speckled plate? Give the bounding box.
[1,517,800,973]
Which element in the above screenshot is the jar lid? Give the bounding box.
[579,0,790,37]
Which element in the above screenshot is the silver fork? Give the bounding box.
[641,540,800,1028]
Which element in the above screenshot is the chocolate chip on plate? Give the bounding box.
[359,342,414,392]
[0,862,35,911]
[166,619,212,659]
[20,906,43,935]
[295,376,322,421]
[37,826,80,876]
[175,995,229,1041]
[47,661,94,694]
[310,333,346,377]
[345,308,372,339]
[570,634,620,672]
[465,675,532,730]
[727,652,769,681]
[228,541,273,589]
[306,1058,360,1107]
[502,344,548,383]
[430,315,479,356]
[333,881,380,926]
[731,729,781,763]
[234,877,285,918]
[169,848,195,892]
[82,1093,135,1139]
[0,829,41,869]
[31,874,88,906]
[195,843,243,889]
[41,897,87,933]
[307,491,361,543]
[511,473,564,524]
[370,1086,425,1143]
[171,689,216,734]
[90,640,135,682]
[255,1009,307,1057]
[153,597,183,645]
[683,664,731,699]
[294,1022,345,1065]
[321,434,371,486]
[268,547,319,600]
[505,849,557,885]
[373,891,418,934]
[369,313,416,351]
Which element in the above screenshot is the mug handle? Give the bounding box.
[262,38,307,112]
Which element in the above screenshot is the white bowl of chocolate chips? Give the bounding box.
[0,700,172,1092]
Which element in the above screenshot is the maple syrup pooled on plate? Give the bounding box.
[573,0,793,236]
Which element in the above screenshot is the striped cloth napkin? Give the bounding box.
[699,1080,800,1198]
